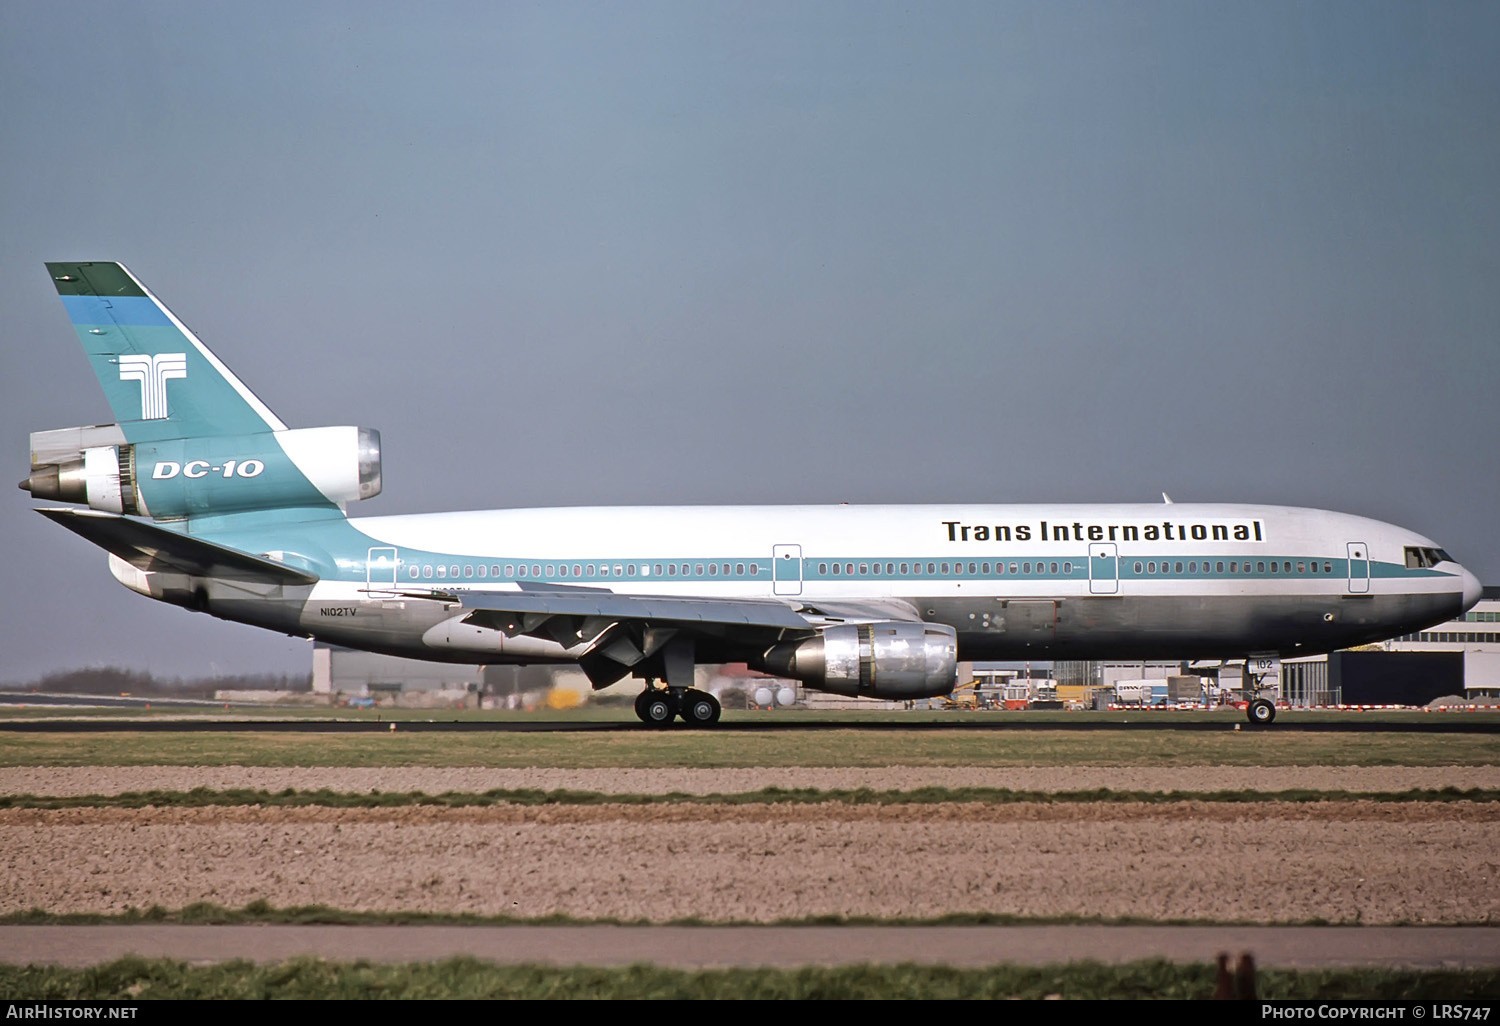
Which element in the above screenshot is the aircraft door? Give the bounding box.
[1088,542,1119,595]
[773,544,802,596]
[1346,542,1370,594]
[367,546,398,593]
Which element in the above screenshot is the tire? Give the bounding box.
[1247,698,1276,725]
[634,690,654,723]
[681,690,721,728]
[641,693,676,728]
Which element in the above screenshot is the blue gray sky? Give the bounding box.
[2,1,1496,680]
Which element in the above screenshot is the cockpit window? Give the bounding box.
[1405,546,1451,569]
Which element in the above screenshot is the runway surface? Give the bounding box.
[0,716,1495,733]
[3,925,1496,969]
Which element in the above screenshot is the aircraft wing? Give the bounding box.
[455,587,815,629]
[35,508,319,585]
[430,585,926,688]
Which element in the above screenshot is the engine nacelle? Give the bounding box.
[754,622,958,699]
[22,425,381,518]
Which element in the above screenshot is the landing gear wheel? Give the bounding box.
[640,691,676,728]
[1247,698,1276,725]
[680,689,721,728]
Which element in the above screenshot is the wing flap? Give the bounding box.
[36,508,318,585]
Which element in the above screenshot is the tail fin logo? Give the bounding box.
[118,353,187,420]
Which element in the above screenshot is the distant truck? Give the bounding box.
[1113,679,1168,705]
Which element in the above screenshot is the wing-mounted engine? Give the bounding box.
[752,621,958,699]
[22,424,381,518]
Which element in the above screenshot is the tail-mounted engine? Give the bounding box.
[753,621,958,699]
[21,423,381,518]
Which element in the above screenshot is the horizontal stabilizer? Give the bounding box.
[457,586,812,629]
[36,508,318,585]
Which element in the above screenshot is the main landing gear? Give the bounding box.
[634,684,721,728]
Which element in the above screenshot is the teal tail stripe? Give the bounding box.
[60,294,173,327]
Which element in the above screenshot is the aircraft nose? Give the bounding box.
[1461,568,1483,612]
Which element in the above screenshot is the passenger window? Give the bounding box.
[1269,562,1277,574]
[695,564,704,576]
[477,565,486,578]
[1148,562,1156,573]
[846,563,854,575]
[504,564,514,577]
[614,564,623,576]
[1063,562,1071,574]
[1216,562,1224,573]
[750,564,759,576]
[981,562,990,574]
[1257,561,1265,573]
[463,565,474,578]
[927,563,936,574]
[1297,562,1305,573]
[1324,562,1332,573]
[545,564,555,577]
[423,565,433,579]
[860,563,868,575]
[1023,563,1032,574]
[436,565,447,578]
[736,563,745,576]
[558,565,568,577]
[531,565,541,577]
[655,564,664,576]
[832,563,840,575]
[626,564,636,576]
[1188,562,1197,573]
[1174,562,1182,573]
[409,566,419,579]
[820,563,829,575]
[968,562,977,574]
[1283,562,1291,573]
[1230,562,1238,573]
[886,563,894,574]
[900,563,909,574]
[1009,563,1018,574]
[1134,562,1142,574]
[1049,562,1058,574]
[941,563,950,574]
[573,564,582,577]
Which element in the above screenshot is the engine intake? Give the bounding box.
[754,621,958,699]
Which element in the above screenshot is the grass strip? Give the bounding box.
[1,955,1497,999]
[1,901,1493,928]
[1,785,1497,810]
[3,727,1497,768]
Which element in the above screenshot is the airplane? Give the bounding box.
[22,262,1484,727]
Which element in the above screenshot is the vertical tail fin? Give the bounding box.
[47,262,286,442]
